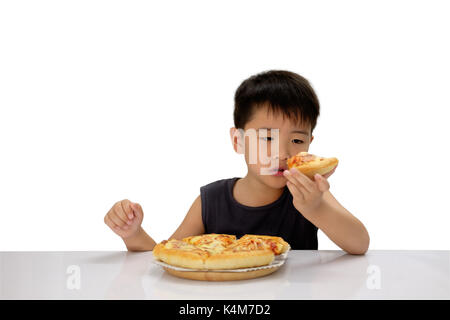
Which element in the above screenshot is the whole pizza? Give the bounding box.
[153,233,290,270]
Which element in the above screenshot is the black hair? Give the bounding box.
[233,70,320,134]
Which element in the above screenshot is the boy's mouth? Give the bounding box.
[272,168,287,176]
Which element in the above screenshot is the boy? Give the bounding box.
[104,70,370,255]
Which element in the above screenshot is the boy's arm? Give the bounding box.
[168,194,205,240]
[121,226,157,251]
[284,168,370,255]
[305,190,370,255]
[105,196,204,252]
[127,195,204,250]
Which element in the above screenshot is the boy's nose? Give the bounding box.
[273,153,289,162]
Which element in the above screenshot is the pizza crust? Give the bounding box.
[153,240,209,269]
[204,250,274,270]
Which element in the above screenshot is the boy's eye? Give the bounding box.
[260,136,273,141]
[292,139,304,144]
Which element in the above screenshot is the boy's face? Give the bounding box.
[231,104,314,189]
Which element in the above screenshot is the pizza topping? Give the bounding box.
[268,241,278,253]
[165,240,196,250]
[239,234,290,254]
[286,152,319,169]
[196,242,227,254]
[182,234,237,254]
[225,238,270,252]
[298,152,316,162]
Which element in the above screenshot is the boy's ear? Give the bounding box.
[230,127,244,154]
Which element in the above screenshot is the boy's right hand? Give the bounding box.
[104,199,144,239]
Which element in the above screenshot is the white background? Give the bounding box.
[1,0,449,251]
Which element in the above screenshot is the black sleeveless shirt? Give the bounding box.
[200,177,318,250]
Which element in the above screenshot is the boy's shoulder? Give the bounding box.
[200,177,239,194]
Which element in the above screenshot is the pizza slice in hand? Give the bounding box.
[286,151,338,179]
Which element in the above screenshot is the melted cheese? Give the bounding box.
[195,242,226,254]
[240,235,287,254]
[183,234,235,254]
[165,240,199,251]
[225,238,268,252]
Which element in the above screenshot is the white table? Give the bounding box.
[0,250,448,300]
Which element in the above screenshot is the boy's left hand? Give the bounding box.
[283,165,337,217]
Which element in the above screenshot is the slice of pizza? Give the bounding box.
[286,151,338,178]
[205,238,275,270]
[240,234,290,255]
[153,239,209,269]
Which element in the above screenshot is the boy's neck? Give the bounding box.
[233,174,285,207]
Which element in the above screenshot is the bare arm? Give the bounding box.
[168,194,205,240]
[305,190,370,255]
[127,195,204,251]
[284,167,370,255]
[122,226,157,252]
[105,196,204,252]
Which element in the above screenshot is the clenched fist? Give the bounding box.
[104,199,144,239]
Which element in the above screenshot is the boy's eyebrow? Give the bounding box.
[290,130,309,135]
[257,127,309,135]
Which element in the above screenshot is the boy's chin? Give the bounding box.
[259,174,288,189]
